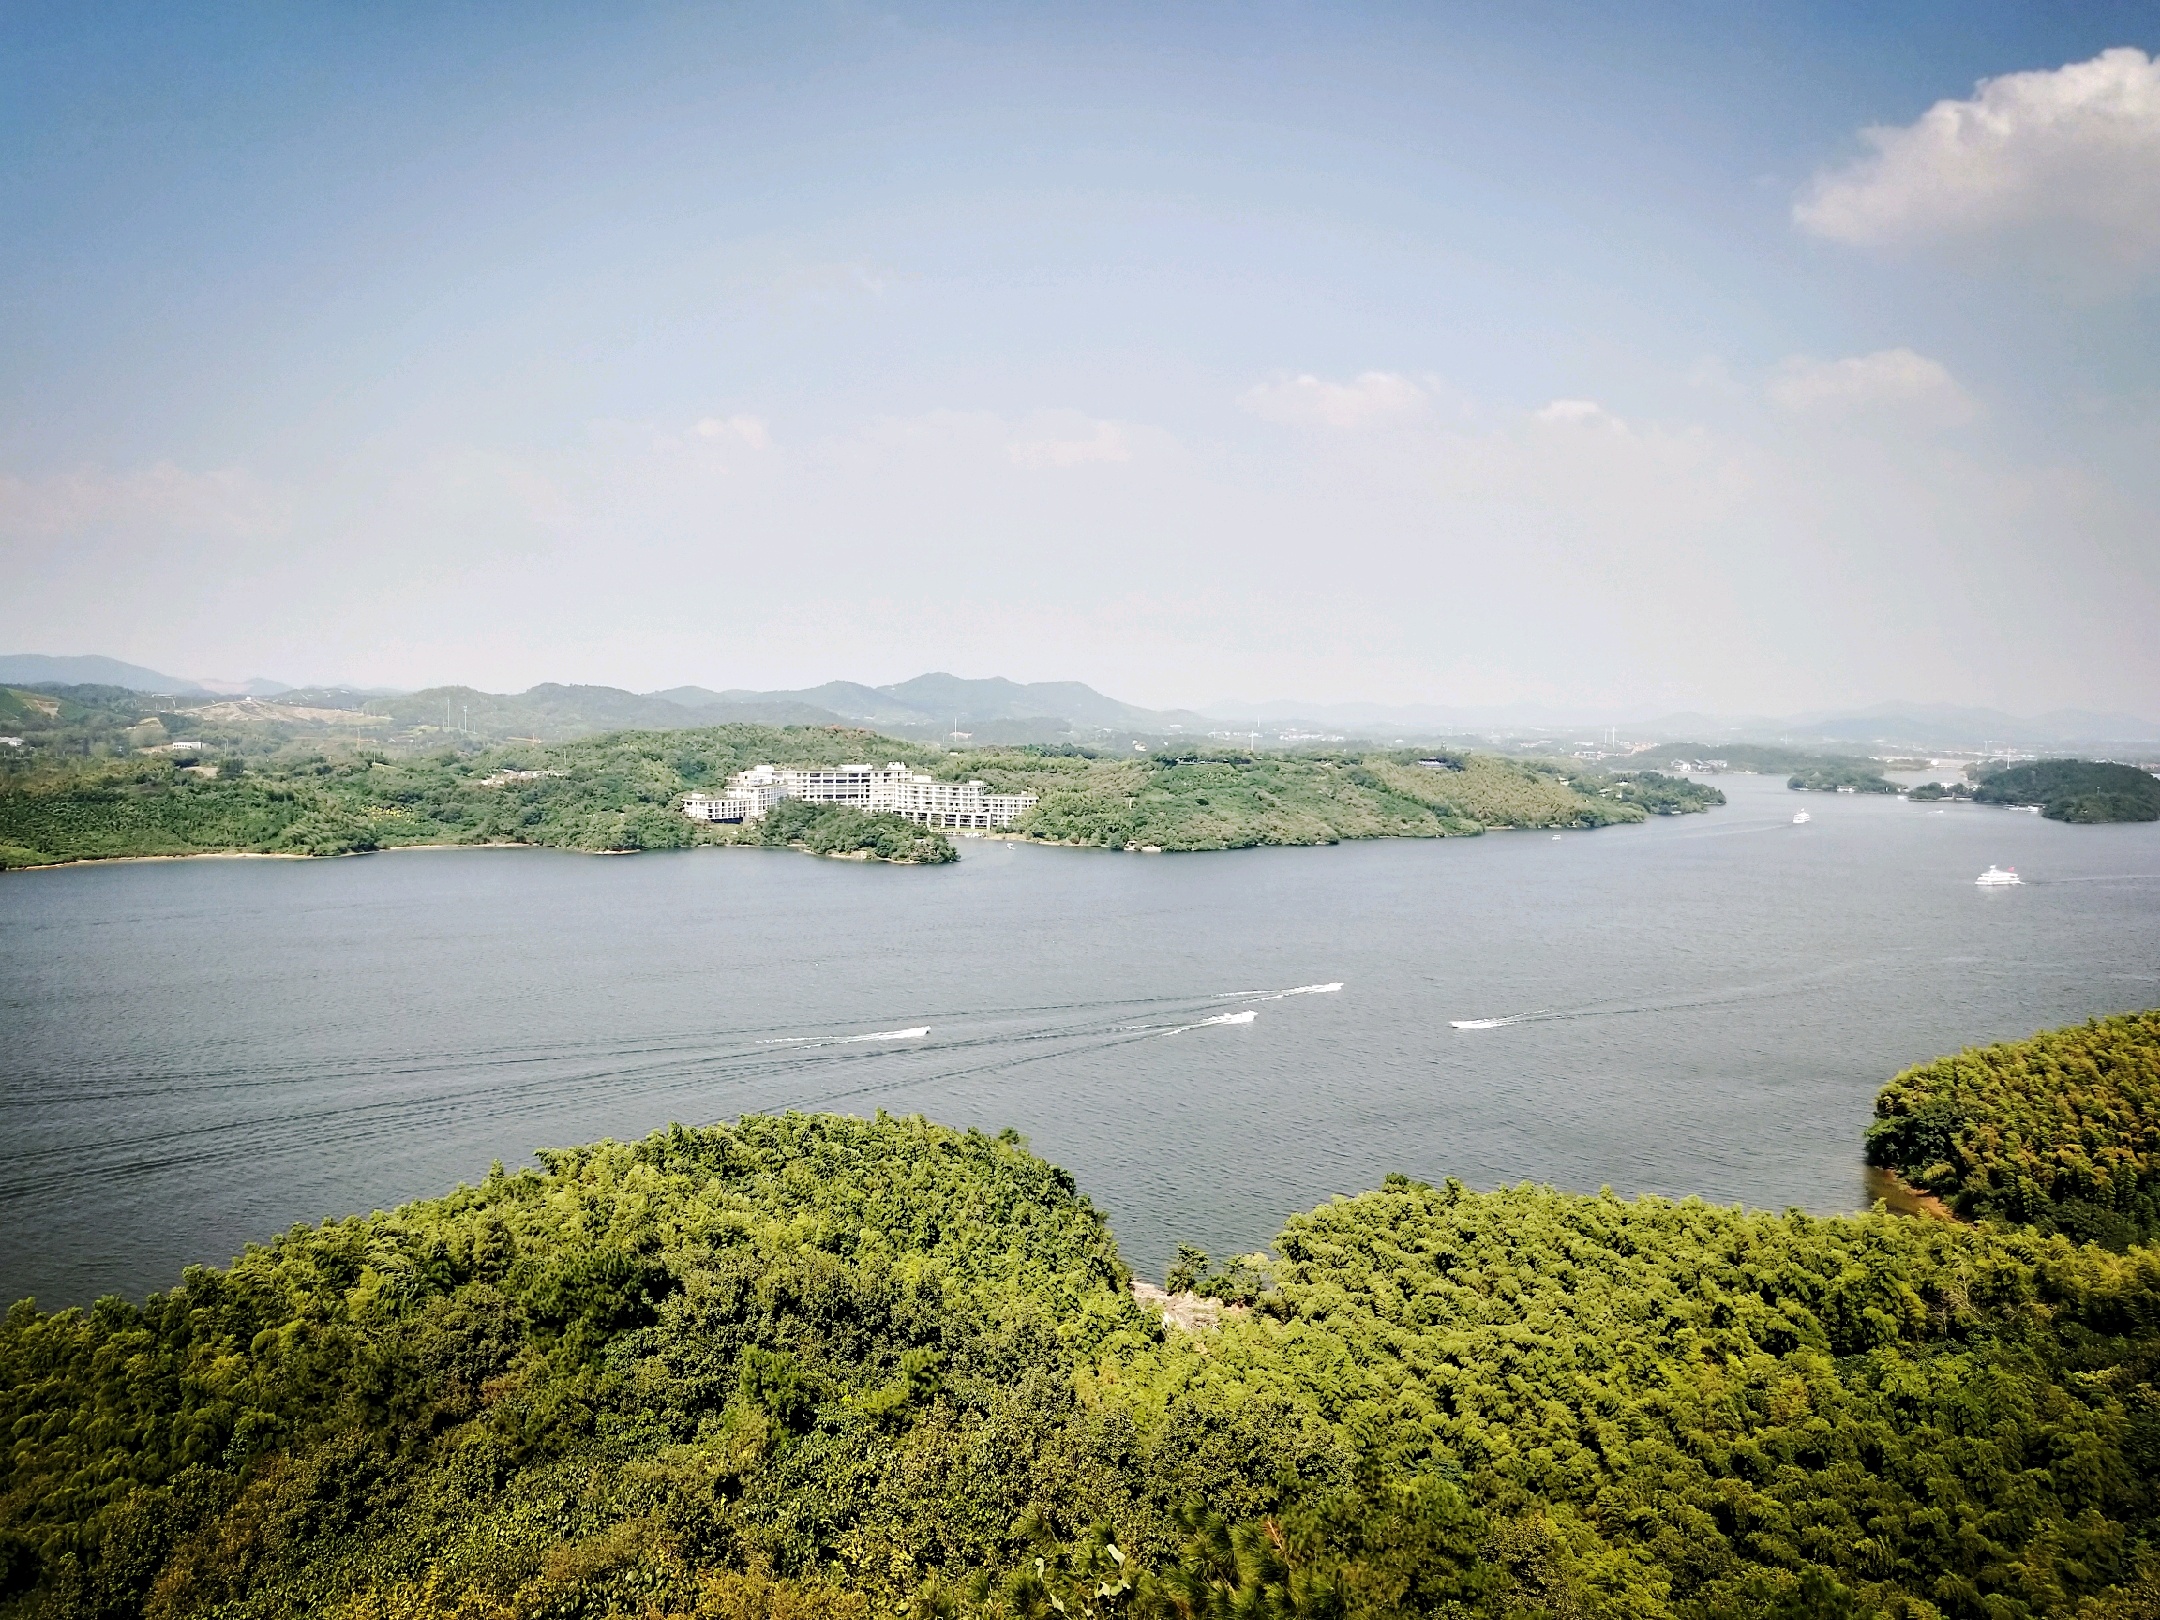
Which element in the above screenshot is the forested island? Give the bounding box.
[1786,764,1899,794]
[1971,760,2160,824]
[0,722,1720,871]
[8,1009,2160,1618]
[1868,1011,2160,1247]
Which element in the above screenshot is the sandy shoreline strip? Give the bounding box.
[1,841,544,874]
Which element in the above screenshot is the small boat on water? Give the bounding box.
[1792,811,1810,824]
[1975,865,2022,887]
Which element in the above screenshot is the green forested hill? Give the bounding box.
[1787,764,1899,794]
[1868,1011,2160,1247]
[0,726,959,868]
[1973,760,2160,823]
[975,750,1720,850]
[10,1077,2160,1618]
[0,730,1718,870]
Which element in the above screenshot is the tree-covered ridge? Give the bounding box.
[975,750,1720,852]
[1867,1012,2160,1248]
[13,1089,2160,1617]
[0,730,1719,870]
[0,1115,1144,1619]
[1156,1177,2160,1619]
[1654,744,1875,774]
[1787,764,1898,794]
[1973,761,2160,824]
[0,725,961,868]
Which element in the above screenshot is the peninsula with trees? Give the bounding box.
[0,719,1721,871]
[1971,759,2160,823]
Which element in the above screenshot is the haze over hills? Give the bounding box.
[0,654,292,698]
[1202,696,2160,748]
[659,673,1210,733]
[7,654,2157,752]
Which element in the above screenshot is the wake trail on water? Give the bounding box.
[1,980,1346,1203]
[756,1027,930,1048]
[1163,1010,1258,1035]
[1449,1011,1547,1030]
[1447,955,1916,1033]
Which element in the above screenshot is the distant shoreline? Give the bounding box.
[0,838,969,875]
[0,841,549,874]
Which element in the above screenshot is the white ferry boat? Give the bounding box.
[1975,865,2022,887]
[1792,811,1810,824]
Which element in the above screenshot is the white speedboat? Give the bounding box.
[1975,865,2022,887]
[1792,811,1810,824]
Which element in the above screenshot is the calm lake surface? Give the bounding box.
[5,772,2158,1307]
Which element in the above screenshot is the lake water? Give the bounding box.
[4,772,2158,1308]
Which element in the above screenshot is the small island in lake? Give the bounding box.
[1971,758,2160,823]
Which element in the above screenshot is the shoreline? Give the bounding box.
[1863,1164,1961,1222]
[1,840,557,874]
[3,798,1695,875]
[1,837,964,875]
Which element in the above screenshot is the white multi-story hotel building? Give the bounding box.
[683,762,1036,830]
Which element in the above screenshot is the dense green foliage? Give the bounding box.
[1868,1013,2160,1248]
[0,1116,1144,1619]
[1907,783,1972,803]
[979,750,1692,851]
[1651,744,1891,777]
[1787,765,1899,795]
[1972,762,2160,825]
[18,1034,2160,1617]
[0,687,204,770]
[0,727,961,869]
[1592,771,1726,817]
[753,801,957,864]
[0,730,1716,870]
[1201,1174,2160,1619]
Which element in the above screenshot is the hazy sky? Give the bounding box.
[4,3,2157,714]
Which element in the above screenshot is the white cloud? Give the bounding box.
[1239,370,1428,429]
[1795,47,2160,265]
[0,461,287,541]
[1006,420,1132,469]
[1534,398,1624,428]
[1768,349,1974,424]
[695,415,771,450]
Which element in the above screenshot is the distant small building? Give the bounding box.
[683,761,1036,830]
[0,737,22,748]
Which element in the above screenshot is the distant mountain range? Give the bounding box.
[0,654,291,697]
[654,673,1210,734]
[343,675,1210,745]
[1199,696,2160,747]
[6,654,2155,751]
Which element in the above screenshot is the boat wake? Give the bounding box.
[1216,982,1343,1001]
[1164,1010,1258,1035]
[1447,957,1913,1033]
[758,1026,930,1048]
[1450,1011,1546,1030]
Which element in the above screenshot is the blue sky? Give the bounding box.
[3,3,2157,714]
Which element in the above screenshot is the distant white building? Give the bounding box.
[682,761,1037,830]
[882,772,1038,829]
